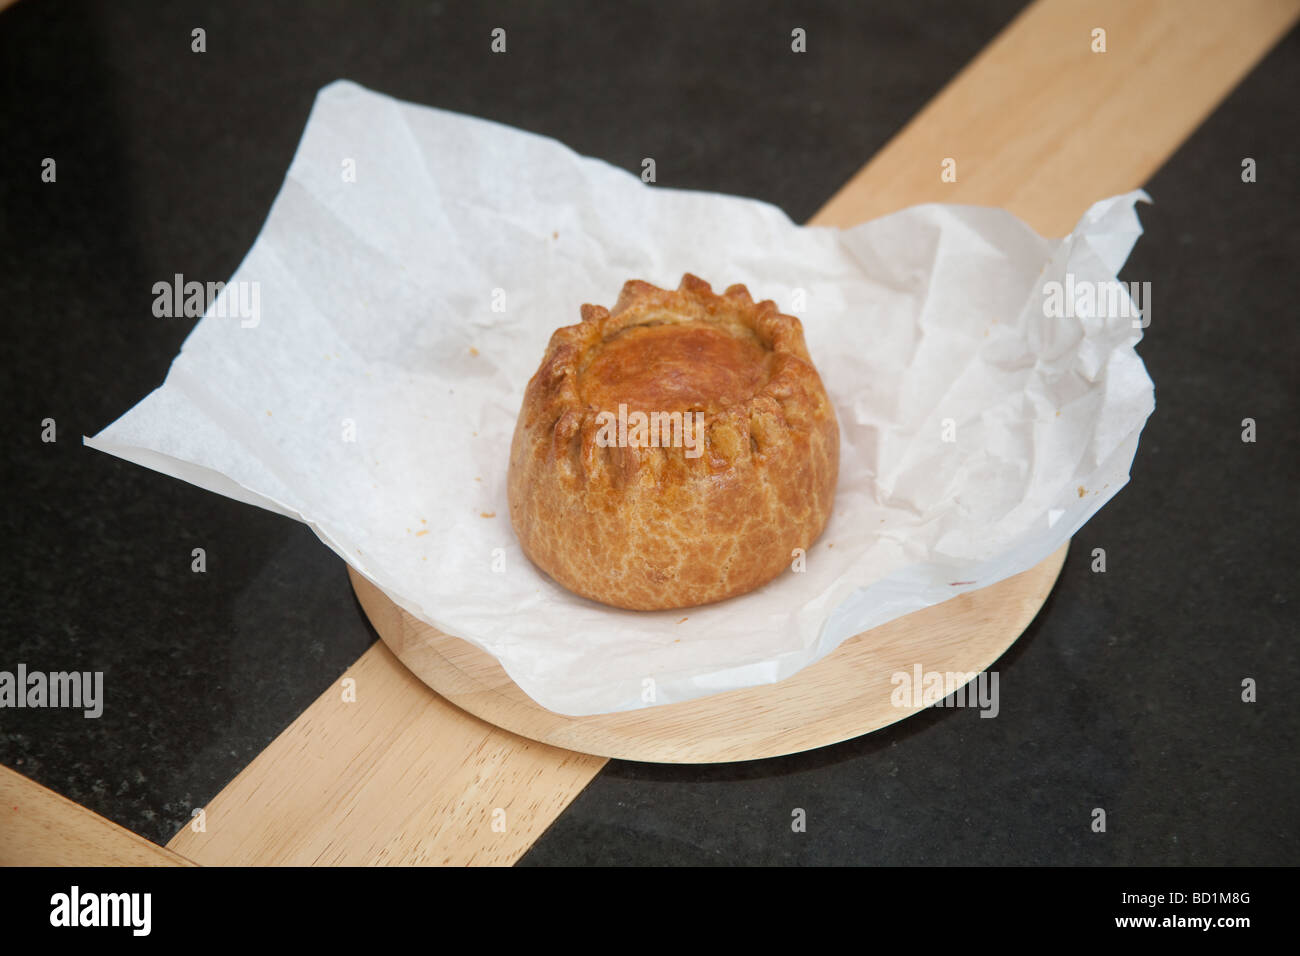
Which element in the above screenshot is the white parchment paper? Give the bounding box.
[87,80,1156,716]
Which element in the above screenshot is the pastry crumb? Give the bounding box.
[552,231,558,240]
[415,530,428,537]
[1077,486,1086,497]
[469,346,479,357]
[678,617,688,624]
[480,510,496,518]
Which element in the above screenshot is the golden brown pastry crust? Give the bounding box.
[507,274,839,610]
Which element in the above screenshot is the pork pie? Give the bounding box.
[507,274,839,610]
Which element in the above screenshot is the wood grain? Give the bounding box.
[139,0,1297,865]
[0,764,194,866]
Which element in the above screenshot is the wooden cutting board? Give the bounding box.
[347,544,1070,763]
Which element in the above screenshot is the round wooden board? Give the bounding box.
[347,542,1069,763]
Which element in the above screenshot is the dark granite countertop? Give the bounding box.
[1,0,1295,865]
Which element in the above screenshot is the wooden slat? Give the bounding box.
[812,0,1300,233]
[0,764,194,866]
[154,0,1295,866]
[167,642,604,865]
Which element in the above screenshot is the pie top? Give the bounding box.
[522,274,829,484]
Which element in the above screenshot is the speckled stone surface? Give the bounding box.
[0,0,1294,864]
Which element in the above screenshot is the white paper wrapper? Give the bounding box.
[87,80,1155,716]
